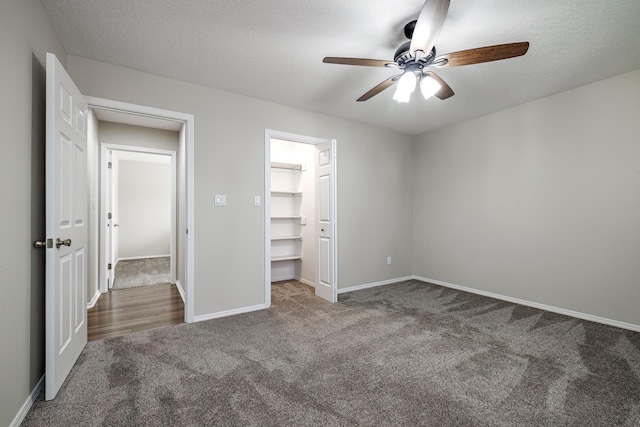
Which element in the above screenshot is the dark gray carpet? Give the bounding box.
[23,280,640,426]
[112,257,170,290]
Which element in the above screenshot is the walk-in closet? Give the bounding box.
[270,139,316,286]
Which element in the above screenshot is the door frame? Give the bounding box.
[264,129,338,307]
[99,144,177,291]
[88,96,195,322]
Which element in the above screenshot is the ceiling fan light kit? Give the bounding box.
[393,71,442,103]
[393,72,417,103]
[323,0,529,103]
[420,75,442,99]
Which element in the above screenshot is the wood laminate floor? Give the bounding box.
[88,283,184,341]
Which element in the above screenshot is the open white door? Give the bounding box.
[45,53,88,400]
[315,139,337,302]
[106,149,116,289]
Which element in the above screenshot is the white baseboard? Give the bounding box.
[10,375,44,427]
[117,254,170,264]
[271,275,315,288]
[338,276,415,294]
[86,290,101,309]
[296,276,315,288]
[193,304,266,323]
[175,280,185,303]
[271,274,295,282]
[414,276,640,333]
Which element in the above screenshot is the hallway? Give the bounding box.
[88,284,184,341]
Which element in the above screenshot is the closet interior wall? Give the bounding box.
[270,139,316,284]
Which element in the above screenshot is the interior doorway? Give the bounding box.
[264,130,337,306]
[87,97,195,323]
[101,145,176,291]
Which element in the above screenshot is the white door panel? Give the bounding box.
[318,174,330,222]
[46,52,88,400]
[318,236,331,286]
[315,140,336,302]
[107,150,116,289]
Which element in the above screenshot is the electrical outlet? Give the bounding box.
[214,195,226,207]
[387,256,392,265]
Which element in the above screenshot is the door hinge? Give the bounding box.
[108,212,112,219]
[108,162,112,169]
[108,263,112,270]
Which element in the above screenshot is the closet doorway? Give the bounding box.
[264,130,337,306]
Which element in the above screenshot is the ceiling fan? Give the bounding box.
[323,0,529,102]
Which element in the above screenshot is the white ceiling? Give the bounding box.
[41,0,640,136]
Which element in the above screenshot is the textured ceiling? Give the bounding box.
[41,0,640,136]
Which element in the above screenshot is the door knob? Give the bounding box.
[56,238,72,249]
[34,240,47,248]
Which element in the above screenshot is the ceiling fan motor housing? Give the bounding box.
[394,42,436,66]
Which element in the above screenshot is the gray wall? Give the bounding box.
[99,121,180,151]
[0,0,67,425]
[67,55,416,316]
[413,69,640,326]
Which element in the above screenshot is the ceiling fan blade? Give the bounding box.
[323,57,396,67]
[410,0,450,56]
[434,42,529,67]
[357,76,400,102]
[425,71,454,100]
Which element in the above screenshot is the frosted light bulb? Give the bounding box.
[393,72,417,103]
[420,75,441,99]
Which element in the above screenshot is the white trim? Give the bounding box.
[414,276,640,333]
[9,375,44,427]
[100,143,176,292]
[271,274,295,282]
[87,96,195,324]
[193,304,267,323]
[296,276,316,288]
[264,132,271,306]
[175,280,185,303]
[184,117,195,323]
[264,129,338,307]
[270,276,315,287]
[86,290,101,309]
[86,97,192,124]
[337,276,415,294]
[99,142,111,291]
[330,138,338,302]
[339,275,640,332]
[116,254,171,262]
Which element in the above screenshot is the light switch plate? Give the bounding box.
[254,196,261,207]
[214,195,226,207]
